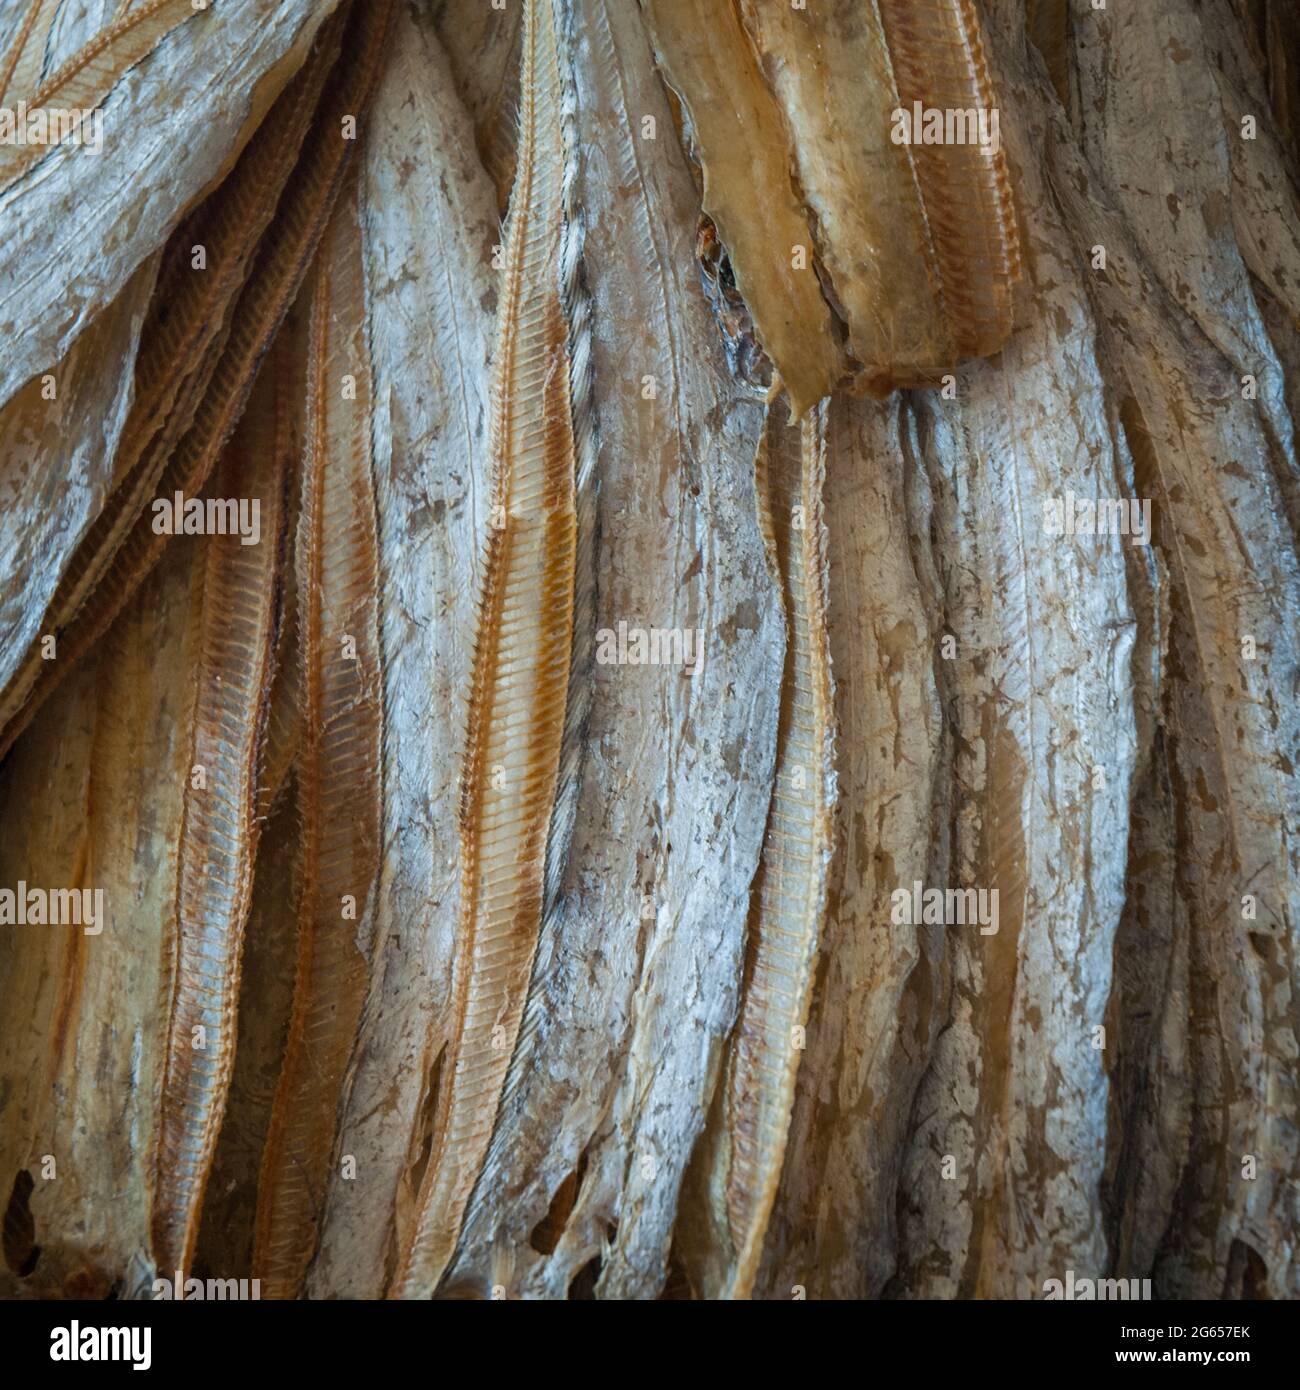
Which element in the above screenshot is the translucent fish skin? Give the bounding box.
[646,0,1021,402]
[642,0,845,418]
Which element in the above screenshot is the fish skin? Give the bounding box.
[431,0,522,215]
[749,393,949,1301]
[302,2,498,1299]
[0,0,341,415]
[678,390,837,1301]
[150,359,290,1279]
[893,17,1139,1298]
[445,0,784,1301]
[0,540,203,1297]
[1052,1,1300,1300]
[641,0,844,418]
[252,169,384,1300]
[390,0,584,1298]
[0,253,158,699]
[735,0,951,387]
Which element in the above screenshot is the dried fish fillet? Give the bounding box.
[0,12,343,747]
[253,173,383,1300]
[1053,0,1300,1299]
[445,0,782,1302]
[893,18,1137,1297]
[392,0,584,1298]
[751,394,947,1301]
[0,0,390,761]
[151,359,290,1278]
[0,0,338,414]
[0,541,202,1297]
[735,0,950,390]
[875,0,1021,362]
[685,389,836,1299]
[642,0,842,417]
[303,0,498,1298]
[0,0,199,194]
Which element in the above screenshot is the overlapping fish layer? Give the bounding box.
[0,0,1297,1303]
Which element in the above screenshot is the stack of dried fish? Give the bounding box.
[0,0,1297,1302]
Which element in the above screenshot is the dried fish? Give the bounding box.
[0,540,202,1297]
[642,0,843,417]
[0,11,343,746]
[392,0,584,1298]
[151,353,290,1278]
[1055,0,1300,1298]
[684,388,836,1299]
[874,0,1022,364]
[303,0,498,1298]
[892,14,1137,1297]
[1,0,1298,1309]
[751,393,948,1302]
[0,0,339,414]
[253,171,383,1300]
[0,0,199,194]
[444,0,782,1303]
[734,0,947,392]
[0,0,390,760]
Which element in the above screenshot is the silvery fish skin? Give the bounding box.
[0,254,158,700]
[391,0,585,1299]
[303,0,498,1300]
[445,0,784,1300]
[0,0,341,414]
[892,13,1138,1298]
[1055,0,1300,1300]
[751,392,949,1302]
